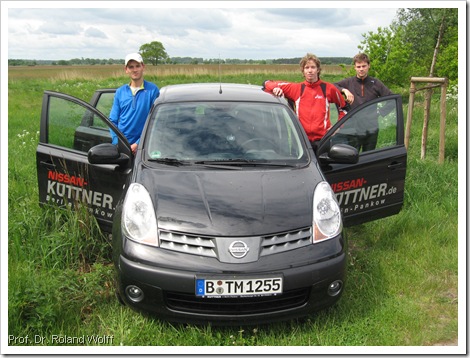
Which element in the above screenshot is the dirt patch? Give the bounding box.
[433,338,458,346]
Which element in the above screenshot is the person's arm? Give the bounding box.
[145,80,161,102]
[334,78,354,104]
[328,83,348,119]
[262,80,293,98]
[375,79,393,97]
[371,78,394,116]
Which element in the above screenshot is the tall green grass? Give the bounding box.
[6,66,459,351]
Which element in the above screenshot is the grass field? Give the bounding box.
[4,64,462,354]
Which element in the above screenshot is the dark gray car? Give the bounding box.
[37,83,407,324]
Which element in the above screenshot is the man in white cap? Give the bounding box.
[109,52,160,154]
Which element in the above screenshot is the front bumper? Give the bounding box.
[115,237,346,325]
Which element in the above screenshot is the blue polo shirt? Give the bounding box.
[109,80,160,145]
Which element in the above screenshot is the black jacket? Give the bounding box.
[335,76,392,110]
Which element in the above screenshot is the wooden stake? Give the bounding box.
[421,88,432,160]
[439,80,448,163]
[405,82,416,150]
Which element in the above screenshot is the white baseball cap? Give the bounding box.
[125,53,144,66]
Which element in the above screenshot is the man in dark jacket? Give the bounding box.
[335,53,392,152]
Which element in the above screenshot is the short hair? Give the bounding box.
[353,53,370,65]
[299,53,322,77]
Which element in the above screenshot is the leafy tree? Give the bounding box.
[396,8,458,80]
[436,25,458,81]
[139,41,169,66]
[358,25,413,86]
[358,8,458,87]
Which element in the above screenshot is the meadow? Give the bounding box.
[6,64,460,353]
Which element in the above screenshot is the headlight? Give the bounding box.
[312,181,342,243]
[122,183,159,246]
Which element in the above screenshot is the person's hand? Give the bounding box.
[273,87,284,97]
[342,89,354,104]
[131,143,138,155]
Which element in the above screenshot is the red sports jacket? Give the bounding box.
[263,80,347,142]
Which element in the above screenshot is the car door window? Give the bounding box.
[329,98,398,153]
[47,95,112,152]
[93,92,115,129]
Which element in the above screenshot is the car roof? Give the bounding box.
[155,83,287,105]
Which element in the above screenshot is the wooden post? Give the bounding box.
[439,79,448,163]
[405,82,416,149]
[421,88,432,160]
[406,77,448,163]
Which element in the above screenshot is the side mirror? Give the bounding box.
[319,143,359,165]
[88,143,130,165]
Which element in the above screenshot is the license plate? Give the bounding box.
[195,276,283,297]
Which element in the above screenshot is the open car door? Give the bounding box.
[36,90,132,233]
[317,94,407,227]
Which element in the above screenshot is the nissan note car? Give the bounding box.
[37,83,407,324]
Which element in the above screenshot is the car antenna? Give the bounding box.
[218,54,223,94]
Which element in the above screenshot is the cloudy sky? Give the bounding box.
[3,1,414,61]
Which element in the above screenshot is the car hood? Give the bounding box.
[137,166,320,237]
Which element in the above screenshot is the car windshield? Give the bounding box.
[145,102,308,164]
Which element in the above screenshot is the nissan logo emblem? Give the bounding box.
[228,241,249,259]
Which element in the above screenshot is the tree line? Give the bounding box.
[8,58,124,66]
[8,56,353,67]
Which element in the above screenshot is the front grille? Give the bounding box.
[260,227,312,256]
[159,231,217,258]
[165,288,310,315]
[159,227,312,260]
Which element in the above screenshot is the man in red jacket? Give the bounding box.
[263,53,348,147]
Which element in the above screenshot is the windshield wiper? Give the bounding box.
[195,159,295,167]
[195,158,253,165]
[147,157,187,166]
[148,157,243,170]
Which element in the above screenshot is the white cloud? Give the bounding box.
[36,21,83,35]
[84,27,107,39]
[2,2,441,61]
